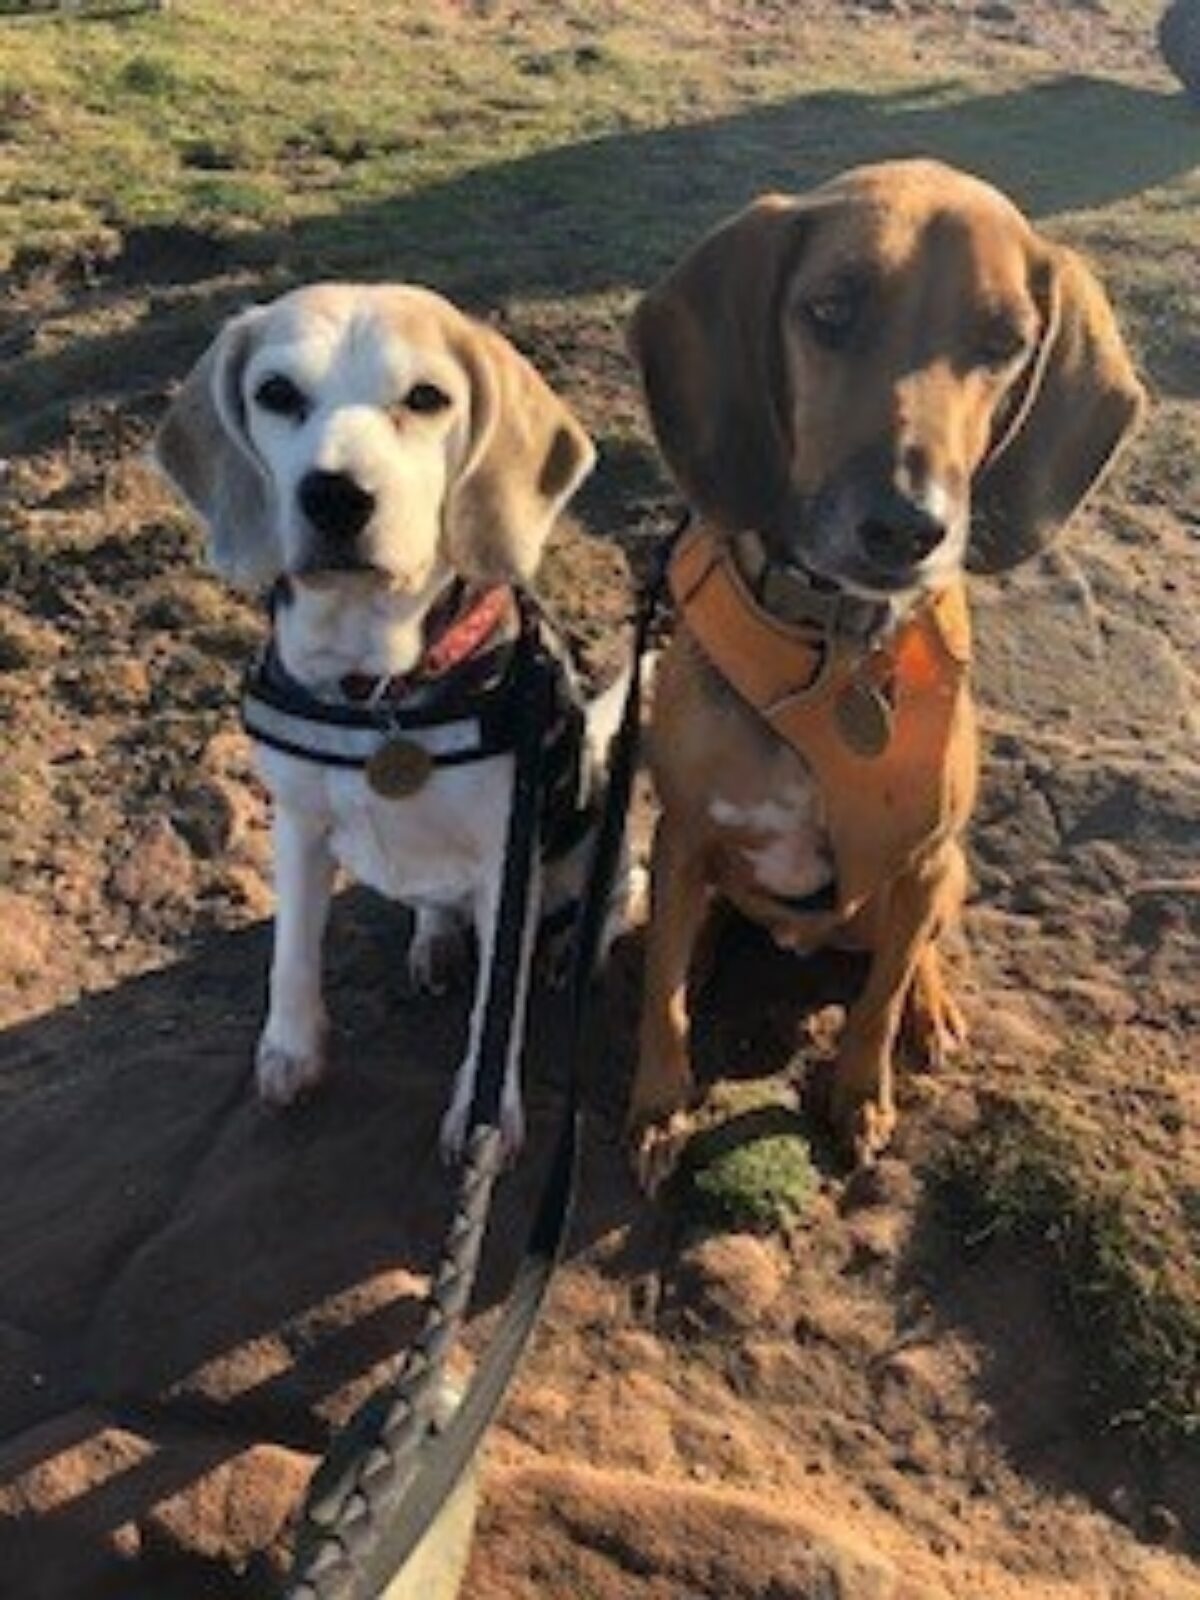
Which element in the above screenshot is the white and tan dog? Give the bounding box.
[156,283,603,1155]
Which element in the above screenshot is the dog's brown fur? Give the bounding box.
[628,160,1144,1177]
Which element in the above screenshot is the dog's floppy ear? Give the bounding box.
[971,243,1145,573]
[444,324,595,583]
[630,194,817,535]
[154,306,281,590]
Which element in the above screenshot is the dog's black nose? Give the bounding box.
[858,488,946,570]
[298,470,375,541]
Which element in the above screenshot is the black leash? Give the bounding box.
[285,515,685,1599]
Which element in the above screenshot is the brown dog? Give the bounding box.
[627,159,1144,1179]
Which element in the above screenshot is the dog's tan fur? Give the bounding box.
[628,160,1144,1176]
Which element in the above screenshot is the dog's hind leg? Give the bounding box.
[407,904,473,997]
[901,940,968,1071]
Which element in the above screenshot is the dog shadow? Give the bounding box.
[0,874,886,1596]
[0,890,645,1596]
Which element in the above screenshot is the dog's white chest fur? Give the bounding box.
[709,773,834,903]
[258,746,511,909]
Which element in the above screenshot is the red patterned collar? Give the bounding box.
[339,583,515,705]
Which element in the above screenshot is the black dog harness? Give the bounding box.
[241,586,596,861]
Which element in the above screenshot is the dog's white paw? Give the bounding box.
[439,1080,525,1165]
[439,1093,472,1165]
[407,909,472,997]
[255,1031,329,1107]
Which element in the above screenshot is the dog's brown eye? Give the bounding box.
[255,374,309,420]
[403,382,451,415]
[803,288,861,349]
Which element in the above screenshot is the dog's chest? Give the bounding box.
[259,745,512,905]
[658,640,835,909]
[708,773,833,904]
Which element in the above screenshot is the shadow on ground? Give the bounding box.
[5,74,1196,456]
[0,890,644,1594]
[0,879,882,1595]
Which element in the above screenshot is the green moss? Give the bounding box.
[680,1084,818,1235]
[688,1132,817,1234]
[935,1093,1200,1450]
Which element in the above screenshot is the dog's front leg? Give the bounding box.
[439,853,543,1164]
[831,842,965,1165]
[627,817,710,1191]
[257,806,336,1107]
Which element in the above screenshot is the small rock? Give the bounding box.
[673,1234,784,1331]
[841,1157,918,1214]
[1109,1484,1137,1525]
[0,891,56,982]
[879,1343,945,1398]
[845,1209,907,1269]
[109,817,195,910]
[0,606,63,670]
[1057,977,1137,1026]
[218,864,274,918]
[1145,1504,1183,1550]
[59,655,151,713]
[200,727,256,780]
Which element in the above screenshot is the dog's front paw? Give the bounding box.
[828,1075,896,1169]
[439,1088,525,1166]
[626,1055,697,1197]
[406,909,472,997]
[629,1108,695,1197]
[255,1029,329,1107]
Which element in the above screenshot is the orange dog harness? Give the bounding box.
[670,524,973,918]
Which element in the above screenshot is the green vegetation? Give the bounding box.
[681,1084,818,1234]
[4,1,1196,474]
[936,1086,1200,1449]
[687,1128,817,1233]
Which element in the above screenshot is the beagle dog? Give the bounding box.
[628,160,1145,1177]
[156,284,607,1157]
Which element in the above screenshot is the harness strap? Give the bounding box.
[243,599,591,861]
[672,523,973,917]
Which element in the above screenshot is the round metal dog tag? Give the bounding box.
[835,680,893,758]
[366,737,434,798]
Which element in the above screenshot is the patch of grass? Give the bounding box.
[689,1133,817,1234]
[682,1084,818,1234]
[0,0,988,273]
[116,52,178,97]
[935,1089,1200,1450]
